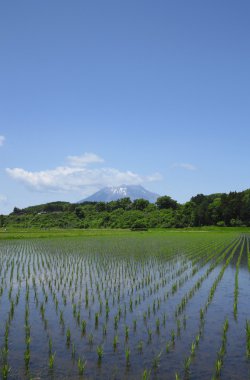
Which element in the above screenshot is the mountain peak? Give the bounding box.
[79,185,160,203]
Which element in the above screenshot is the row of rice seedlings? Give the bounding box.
[175,237,240,317]
[33,272,88,375]
[138,240,230,331]
[246,320,250,358]
[41,283,89,375]
[145,238,240,376]
[212,318,229,379]
[206,238,242,308]
[34,239,207,371]
[41,235,236,372]
[59,238,229,330]
[50,235,225,315]
[0,250,23,380]
[32,277,58,372]
[1,331,11,379]
[24,284,31,372]
[39,239,213,348]
[176,239,240,378]
[233,237,245,319]
[34,262,84,370]
[0,234,239,378]
[48,336,55,369]
[1,321,11,379]
[31,238,236,302]
[170,239,228,298]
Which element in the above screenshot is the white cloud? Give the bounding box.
[6,153,162,194]
[67,153,104,167]
[0,136,5,146]
[172,163,197,171]
[0,194,7,203]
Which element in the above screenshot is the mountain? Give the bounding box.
[79,185,160,203]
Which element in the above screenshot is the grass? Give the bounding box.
[1,226,249,240]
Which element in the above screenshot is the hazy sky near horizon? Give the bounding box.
[1,1,250,214]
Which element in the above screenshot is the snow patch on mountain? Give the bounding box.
[79,185,160,203]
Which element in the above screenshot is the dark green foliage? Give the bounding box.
[4,189,250,229]
[132,198,149,211]
[131,219,148,231]
[75,207,85,219]
[156,196,178,210]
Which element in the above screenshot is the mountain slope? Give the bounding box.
[79,185,160,203]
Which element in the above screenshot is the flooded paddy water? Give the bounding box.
[0,232,249,379]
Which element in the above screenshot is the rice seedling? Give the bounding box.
[114,315,118,330]
[137,340,143,353]
[48,337,52,354]
[1,363,11,380]
[113,334,119,351]
[171,329,175,346]
[78,357,87,375]
[81,319,86,335]
[200,308,204,321]
[133,319,137,331]
[166,341,171,353]
[125,325,129,341]
[95,312,99,328]
[142,369,151,379]
[212,317,229,378]
[24,349,30,369]
[66,328,71,347]
[190,341,196,357]
[215,358,222,376]
[48,352,56,369]
[88,333,94,345]
[184,356,191,374]
[152,351,161,369]
[156,318,160,333]
[102,323,107,336]
[97,345,103,361]
[125,347,130,366]
[147,328,152,342]
[176,319,181,336]
[72,343,76,359]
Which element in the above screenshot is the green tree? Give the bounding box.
[131,219,148,230]
[0,214,4,227]
[75,207,85,219]
[132,199,149,211]
[156,196,178,210]
[95,202,106,212]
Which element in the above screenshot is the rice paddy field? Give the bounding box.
[0,230,250,379]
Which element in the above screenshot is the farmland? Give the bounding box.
[0,230,250,379]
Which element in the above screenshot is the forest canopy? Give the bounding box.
[2,189,250,229]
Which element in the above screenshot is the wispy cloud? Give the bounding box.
[67,153,104,167]
[0,194,7,203]
[172,163,197,171]
[0,136,5,146]
[6,153,162,194]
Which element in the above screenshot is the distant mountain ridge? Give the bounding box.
[79,185,160,203]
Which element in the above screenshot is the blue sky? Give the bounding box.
[0,1,250,214]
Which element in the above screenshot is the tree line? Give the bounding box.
[1,189,250,229]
